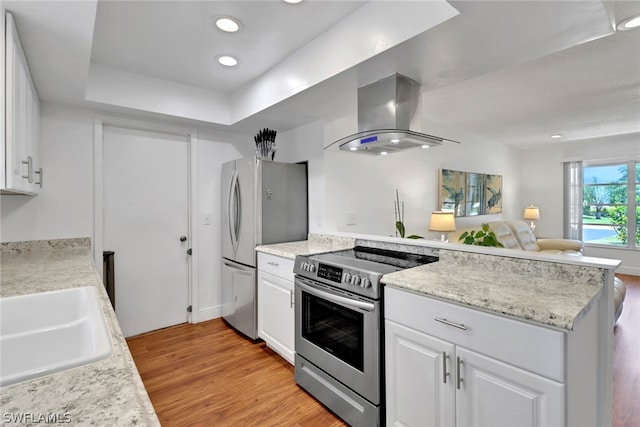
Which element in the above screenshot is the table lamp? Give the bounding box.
[524,205,540,233]
[429,211,456,242]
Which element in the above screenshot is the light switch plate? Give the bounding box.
[203,214,211,225]
[346,212,357,226]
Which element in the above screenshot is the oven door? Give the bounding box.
[295,276,380,404]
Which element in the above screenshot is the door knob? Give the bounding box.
[180,235,187,242]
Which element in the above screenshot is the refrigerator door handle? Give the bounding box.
[228,170,240,253]
[223,259,253,275]
[232,172,241,252]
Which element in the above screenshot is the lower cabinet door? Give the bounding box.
[385,319,456,427]
[455,347,565,427]
[257,270,294,364]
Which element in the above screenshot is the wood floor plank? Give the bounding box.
[127,319,346,427]
[613,274,640,427]
[128,274,639,426]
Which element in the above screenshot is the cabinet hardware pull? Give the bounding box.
[267,262,279,267]
[457,357,464,390]
[290,290,294,308]
[21,156,33,182]
[34,168,43,187]
[434,317,468,330]
[21,160,29,178]
[443,352,450,384]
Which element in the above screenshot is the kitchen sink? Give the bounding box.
[0,286,113,386]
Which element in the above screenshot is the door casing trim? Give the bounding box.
[93,115,199,324]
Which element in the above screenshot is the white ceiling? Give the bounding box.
[4,0,640,149]
[91,1,367,93]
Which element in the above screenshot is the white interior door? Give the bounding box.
[104,126,189,337]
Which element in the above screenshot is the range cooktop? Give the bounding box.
[294,246,438,299]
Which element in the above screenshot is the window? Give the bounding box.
[581,161,639,248]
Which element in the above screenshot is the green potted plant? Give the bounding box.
[458,223,504,247]
[394,189,423,239]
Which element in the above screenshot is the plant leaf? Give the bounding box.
[396,221,405,238]
[406,235,424,239]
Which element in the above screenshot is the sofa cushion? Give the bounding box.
[537,238,583,253]
[614,277,626,324]
[488,221,521,249]
[506,221,540,251]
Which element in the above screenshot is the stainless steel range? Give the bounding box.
[293,246,438,426]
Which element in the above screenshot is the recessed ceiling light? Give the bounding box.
[283,0,303,4]
[617,14,640,31]
[217,55,238,67]
[213,16,243,33]
[390,139,400,144]
[380,151,388,155]
[349,147,358,151]
[421,144,430,149]
[550,134,564,139]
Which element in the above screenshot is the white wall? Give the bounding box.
[195,128,248,320]
[0,103,251,321]
[322,114,522,239]
[1,104,94,241]
[270,120,326,233]
[520,134,640,275]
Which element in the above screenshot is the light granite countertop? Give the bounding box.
[258,233,614,331]
[382,249,606,330]
[255,233,356,260]
[0,238,160,426]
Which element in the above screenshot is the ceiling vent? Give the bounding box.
[332,73,460,154]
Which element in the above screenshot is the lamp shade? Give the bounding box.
[428,211,456,232]
[523,206,540,220]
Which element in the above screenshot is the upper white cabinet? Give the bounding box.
[257,252,295,364]
[2,11,42,195]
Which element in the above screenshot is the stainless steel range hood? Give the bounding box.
[333,73,460,155]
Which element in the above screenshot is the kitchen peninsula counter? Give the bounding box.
[0,238,159,426]
[381,249,610,331]
[259,232,620,330]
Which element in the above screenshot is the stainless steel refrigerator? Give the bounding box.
[221,157,308,339]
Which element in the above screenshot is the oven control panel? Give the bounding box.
[299,261,373,289]
[316,263,342,283]
[295,256,381,299]
[300,261,317,273]
[342,273,371,288]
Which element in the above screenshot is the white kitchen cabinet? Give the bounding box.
[455,346,564,427]
[257,252,295,364]
[385,320,455,426]
[2,11,42,195]
[385,287,565,427]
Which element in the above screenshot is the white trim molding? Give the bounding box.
[93,114,200,324]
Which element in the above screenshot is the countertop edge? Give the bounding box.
[0,246,160,426]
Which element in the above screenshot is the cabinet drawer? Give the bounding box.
[257,252,295,281]
[385,286,565,382]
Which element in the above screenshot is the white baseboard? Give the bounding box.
[616,266,640,277]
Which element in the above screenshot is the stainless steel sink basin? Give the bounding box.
[0,286,113,386]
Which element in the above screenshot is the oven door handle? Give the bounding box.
[297,281,375,312]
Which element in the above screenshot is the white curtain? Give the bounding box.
[563,161,583,240]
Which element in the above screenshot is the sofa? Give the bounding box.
[450,220,626,323]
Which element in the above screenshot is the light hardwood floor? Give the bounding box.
[613,274,639,427]
[127,318,346,426]
[128,274,639,427]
